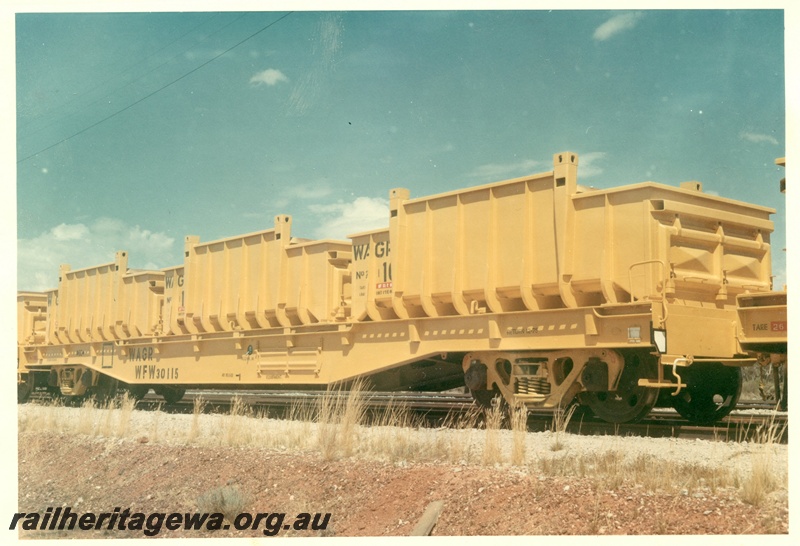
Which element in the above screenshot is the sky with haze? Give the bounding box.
[11,7,790,292]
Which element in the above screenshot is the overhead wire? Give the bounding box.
[18,13,235,139]
[17,11,293,165]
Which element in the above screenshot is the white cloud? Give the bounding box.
[250,68,288,86]
[18,218,176,292]
[469,153,606,183]
[242,182,334,219]
[308,197,390,240]
[469,159,541,180]
[593,12,643,41]
[740,131,780,146]
[576,152,607,178]
[283,182,333,200]
[51,223,89,241]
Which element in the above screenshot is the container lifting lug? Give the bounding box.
[665,263,677,297]
[716,271,729,302]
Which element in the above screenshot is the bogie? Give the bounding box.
[464,349,661,424]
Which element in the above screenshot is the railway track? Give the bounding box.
[123,390,786,444]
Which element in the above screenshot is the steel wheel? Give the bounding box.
[470,388,501,409]
[17,374,35,403]
[91,374,119,403]
[670,362,741,424]
[580,352,659,424]
[122,382,150,401]
[158,386,186,405]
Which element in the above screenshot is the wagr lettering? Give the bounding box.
[353,244,369,260]
[164,274,184,289]
[375,240,390,258]
[352,241,391,261]
[130,347,155,361]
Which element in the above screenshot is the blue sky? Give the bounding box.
[10,6,790,292]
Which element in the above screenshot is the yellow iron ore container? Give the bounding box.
[180,215,352,333]
[352,152,774,321]
[50,251,165,342]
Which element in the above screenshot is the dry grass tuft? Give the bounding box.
[363,398,421,462]
[534,446,740,497]
[76,398,97,436]
[316,379,368,460]
[223,395,254,446]
[340,381,368,457]
[740,416,786,506]
[439,407,480,464]
[187,395,207,444]
[510,403,528,465]
[115,394,137,438]
[282,399,315,451]
[481,402,504,465]
[549,403,577,451]
[148,403,164,443]
[196,485,248,523]
[21,394,139,439]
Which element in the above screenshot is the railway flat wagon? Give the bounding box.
[17,151,779,424]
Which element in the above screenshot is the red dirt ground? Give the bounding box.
[16,431,788,538]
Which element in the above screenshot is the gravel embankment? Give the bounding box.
[15,403,789,537]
